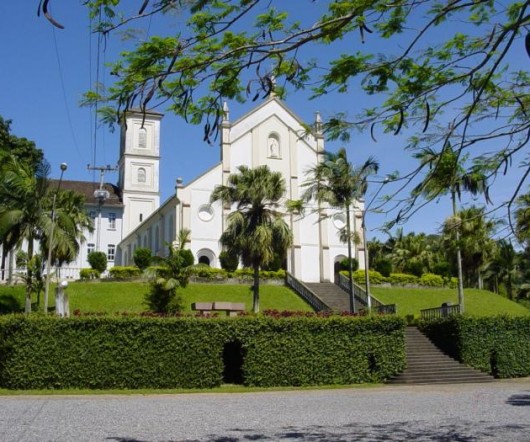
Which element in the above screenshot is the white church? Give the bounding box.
[4,97,366,284]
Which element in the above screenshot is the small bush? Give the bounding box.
[388,273,419,286]
[88,251,107,274]
[109,266,142,279]
[350,269,386,285]
[177,249,195,268]
[189,264,228,279]
[133,248,152,270]
[419,273,444,287]
[219,251,239,272]
[373,258,392,277]
[340,257,359,272]
[79,268,100,280]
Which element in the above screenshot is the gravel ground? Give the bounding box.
[0,379,529,441]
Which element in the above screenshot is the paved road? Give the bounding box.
[0,380,529,441]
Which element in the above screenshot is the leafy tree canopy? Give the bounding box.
[0,116,43,171]
[41,1,530,224]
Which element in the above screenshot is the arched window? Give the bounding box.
[197,248,216,267]
[138,127,147,149]
[138,167,146,183]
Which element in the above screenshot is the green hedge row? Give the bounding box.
[0,316,405,389]
[345,270,457,288]
[419,316,530,378]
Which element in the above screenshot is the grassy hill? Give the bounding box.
[0,280,528,317]
[0,281,312,314]
[371,286,530,318]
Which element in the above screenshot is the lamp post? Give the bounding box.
[360,177,389,311]
[43,162,67,314]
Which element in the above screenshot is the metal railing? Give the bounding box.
[420,304,461,320]
[285,272,331,312]
[337,273,384,308]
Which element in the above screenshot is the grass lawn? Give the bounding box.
[0,281,312,314]
[371,286,530,318]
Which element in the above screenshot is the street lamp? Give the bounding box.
[361,177,389,311]
[43,162,67,314]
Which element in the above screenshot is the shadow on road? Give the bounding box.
[506,391,530,406]
[107,420,530,441]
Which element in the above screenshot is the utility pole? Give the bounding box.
[87,165,118,251]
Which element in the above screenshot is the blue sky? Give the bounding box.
[0,2,519,241]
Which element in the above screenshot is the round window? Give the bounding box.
[332,213,346,229]
[198,204,214,222]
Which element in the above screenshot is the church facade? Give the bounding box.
[116,97,366,283]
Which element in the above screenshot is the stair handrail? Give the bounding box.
[285,272,331,312]
[337,273,396,315]
[420,304,461,320]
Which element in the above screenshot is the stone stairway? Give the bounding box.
[388,327,494,385]
[303,282,354,312]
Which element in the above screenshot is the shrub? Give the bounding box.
[403,260,423,277]
[373,258,392,277]
[88,251,107,274]
[349,269,386,285]
[0,315,406,389]
[189,264,228,279]
[419,273,444,287]
[79,268,100,280]
[420,316,530,379]
[177,249,195,268]
[109,266,142,279]
[219,251,239,272]
[133,248,152,270]
[388,273,419,286]
[339,257,359,272]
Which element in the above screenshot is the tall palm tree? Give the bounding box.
[211,165,292,313]
[483,239,519,299]
[0,156,51,313]
[303,147,379,313]
[413,144,489,312]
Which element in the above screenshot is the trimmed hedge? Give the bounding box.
[79,268,100,280]
[419,316,530,378]
[0,315,405,389]
[109,266,142,279]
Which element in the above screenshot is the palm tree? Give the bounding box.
[515,192,530,246]
[210,165,292,313]
[413,144,489,312]
[303,147,379,313]
[0,156,51,313]
[483,239,519,299]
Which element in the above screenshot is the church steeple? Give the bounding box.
[118,109,163,237]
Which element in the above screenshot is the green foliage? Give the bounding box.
[87,251,107,274]
[219,250,239,272]
[0,315,406,389]
[373,258,392,277]
[189,264,228,280]
[108,266,142,279]
[340,257,359,272]
[178,249,195,268]
[419,273,444,287]
[420,316,530,378]
[79,268,100,280]
[388,273,419,286]
[133,247,152,270]
[350,269,385,285]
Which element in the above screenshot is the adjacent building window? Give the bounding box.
[87,243,95,255]
[108,212,116,230]
[138,167,146,183]
[138,127,147,149]
[139,213,143,222]
[107,244,116,261]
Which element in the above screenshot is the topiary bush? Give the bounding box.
[340,257,359,272]
[88,251,107,274]
[388,273,419,286]
[0,315,406,389]
[109,266,142,279]
[349,269,386,285]
[419,273,444,287]
[419,316,530,379]
[79,268,100,280]
[133,247,152,270]
[219,251,239,272]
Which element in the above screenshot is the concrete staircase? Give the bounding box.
[388,327,494,385]
[303,282,355,312]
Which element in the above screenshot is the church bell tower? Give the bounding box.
[118,109,163,237]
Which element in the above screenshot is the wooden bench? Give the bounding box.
[191,302,245,317]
